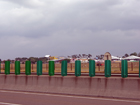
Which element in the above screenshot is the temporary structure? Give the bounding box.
[122,55,140,60]
[111,56,121,60]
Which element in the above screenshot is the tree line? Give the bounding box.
[1,52,139,63]
[68,54,92,59]
[122,52,140,58]
[0,57,49,64]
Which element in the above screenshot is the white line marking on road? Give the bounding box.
[0,102,21,105]
[0,90,140,104]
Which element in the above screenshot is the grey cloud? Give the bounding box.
[2,0,45,8]
[1,0,140,36]
[0,0,140,60]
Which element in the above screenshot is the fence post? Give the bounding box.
[5,61,10,75]
[75,60,81,77]
[119,63,121,71]
[37,60,42,75]
[0,59,1,73]
[89,60,95,77]
[61,60,67,76]
[25,61,31,75]
[131,62,133,71]
[11,63,12,70]
[20,64,22,71]
[15,61,20,75]
[105,60,111,77]
[3,63,4,71]
[121,60,128,78]
[71,63,72,71]
[49,61,55,76]
[32,63,33,71]
[139,60,140,77]
[98,62,100,71]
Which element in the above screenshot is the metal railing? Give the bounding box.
[0,60,140,78]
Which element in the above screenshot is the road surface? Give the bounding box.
[0,90,140,105]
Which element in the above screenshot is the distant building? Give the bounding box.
[80,58,89,63]
[45,55,51,58]
[69,58,89,63]
[70,58,75,63]
[58,56,66,59]
[49,56,58,60]
[104,52,111,61]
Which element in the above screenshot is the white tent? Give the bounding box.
[111,56,120,60]
[122,55,140,60]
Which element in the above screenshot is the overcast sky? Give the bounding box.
[0,0,140,60]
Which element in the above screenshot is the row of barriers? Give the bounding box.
[2,60,140,78]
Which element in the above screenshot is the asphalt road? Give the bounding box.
[0,90,140,105]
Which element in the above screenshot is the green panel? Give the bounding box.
[89,60,95,77]
[15,61,20,75]
[75,60,81,77]
[5,61,10,75]
[25,61,31,75]
[37,60,42,75]
[61,60,67,76]
[121,60,128,78]
[139,60,140,78]
[105,60,111,77]
[49,61,55,76]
